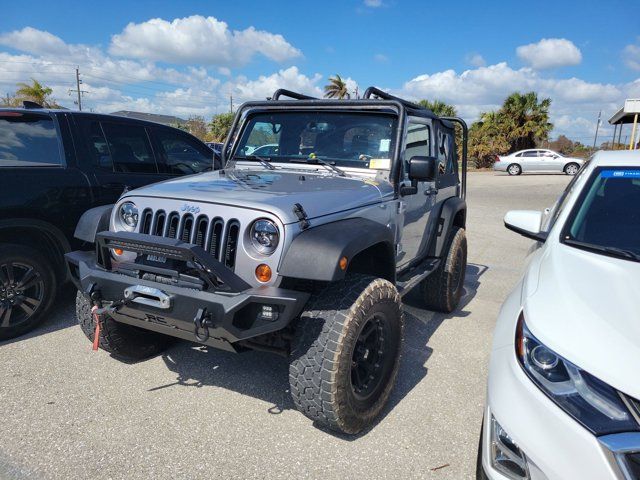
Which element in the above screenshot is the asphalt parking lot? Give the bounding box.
[0,172,571,480]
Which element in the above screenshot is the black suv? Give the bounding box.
[0,106,216,340]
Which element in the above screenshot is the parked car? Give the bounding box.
[478,150,640,479]
[66,87,470,434]
[494,149,584,175]
[0,105,216,340]
[251,143,279,156]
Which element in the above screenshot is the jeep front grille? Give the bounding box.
[139,208,240,269]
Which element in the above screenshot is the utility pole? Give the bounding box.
[230,95,233,114]
[68,67,88,111]
[592,111,601,148]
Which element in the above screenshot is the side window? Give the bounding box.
[515,152,523,157]
[542,161,590,232]
[522,151,538,157]
[0,112,62,167]
[403,121,430,179]
[152,128,213,174]
[85,121,113,171]
[101,122,157,174]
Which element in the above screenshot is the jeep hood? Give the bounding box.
[124,169,394,224]
[524,243,640,399]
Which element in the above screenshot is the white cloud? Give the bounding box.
[516,38,582,69]
[0,27,71,56]
[466,53,486,68]
[623,42,640,71]
[364,0,383,7]
[399,62,631,141]
[226,66,323,102]
[109,15,301,66]
[373,53,389,63]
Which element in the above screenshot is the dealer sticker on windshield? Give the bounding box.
[369,158,391,170]
[601,170,640,178]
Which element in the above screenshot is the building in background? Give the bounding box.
[608,99,640,150]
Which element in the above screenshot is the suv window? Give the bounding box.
[402,121,430,179]
[0,112,62,167]
[101,122,157,174]
[85,121,113,170]
[152,128,213,175]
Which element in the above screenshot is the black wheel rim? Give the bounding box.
[351,313,389,403]
[0,262,45,328]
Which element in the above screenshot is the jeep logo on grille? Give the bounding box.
[181,204,201,214]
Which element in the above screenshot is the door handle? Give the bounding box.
[425,187,438,196]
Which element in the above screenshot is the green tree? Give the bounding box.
[208,112,234,142]
[324,74,350,99]
[15,79,57,107]
[417,99,457,117]
[185,115,208,141]
[469,111,511,168]
[499,92,552,151]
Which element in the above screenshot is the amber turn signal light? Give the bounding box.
[339,256,348,271]
[113,248,124,255]
[255,264,272,282]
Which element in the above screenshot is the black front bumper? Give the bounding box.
[66,232,309,352]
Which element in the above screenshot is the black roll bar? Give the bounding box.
[271,89,317,101]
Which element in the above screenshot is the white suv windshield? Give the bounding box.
[564,168,640,260]
[235,111,397,169]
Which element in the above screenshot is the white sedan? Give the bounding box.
[494,149,584,176]
[479,150,640,480]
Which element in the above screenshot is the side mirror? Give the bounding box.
[504,210,547,242]
[408,156,437,182]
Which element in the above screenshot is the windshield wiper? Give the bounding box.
[289,157,346,176]
[233,154,275,170]
[563,238,640,262]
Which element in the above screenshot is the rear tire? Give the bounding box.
[564,162,579,175]
[76,292,172,360]
[421,227,467,313]
[0,244,56,340]
[289,274,403,434]
[507,163,522,175]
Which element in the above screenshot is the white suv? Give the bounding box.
[478,150,640,479]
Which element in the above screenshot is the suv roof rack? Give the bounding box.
[362,87,426,112]
[22,101,44,109]
[271,89,317,101]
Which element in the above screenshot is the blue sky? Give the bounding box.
[1,0,639,143]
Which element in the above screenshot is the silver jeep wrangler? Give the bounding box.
[67,87,468,434]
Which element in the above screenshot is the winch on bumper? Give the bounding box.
[65,231,309,353]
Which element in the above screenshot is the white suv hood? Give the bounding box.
[525,243,640,399]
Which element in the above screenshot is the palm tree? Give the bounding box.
[15,79,55,107]
[324,74,350,99]
[499,92,552,151]
[418,99,457,117]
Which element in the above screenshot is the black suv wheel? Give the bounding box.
[289,274,403,434]
[421,226,467,313]
[0,244,56,340]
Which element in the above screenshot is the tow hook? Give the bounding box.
[193,308,213,343]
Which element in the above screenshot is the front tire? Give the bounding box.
[76,292,172,360]
[564,162,579,175]
[421,227,467,313]
[507,163,522,175]
[289,275,403,434]
[0,244,56,340]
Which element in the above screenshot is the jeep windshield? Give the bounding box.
[233,111,397,170]
[562,167,640,261]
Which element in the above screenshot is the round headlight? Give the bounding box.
[119,202,138,231]
[249,219,279,255]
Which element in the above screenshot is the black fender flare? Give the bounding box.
[74,204,114,243]
[279,218,395,282]
[430,197,466,258]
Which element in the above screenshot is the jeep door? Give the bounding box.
[396,118,436,270]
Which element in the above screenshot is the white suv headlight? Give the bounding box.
[249,219,279,255]
[516,312,638,435]
[117,202,139,231]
